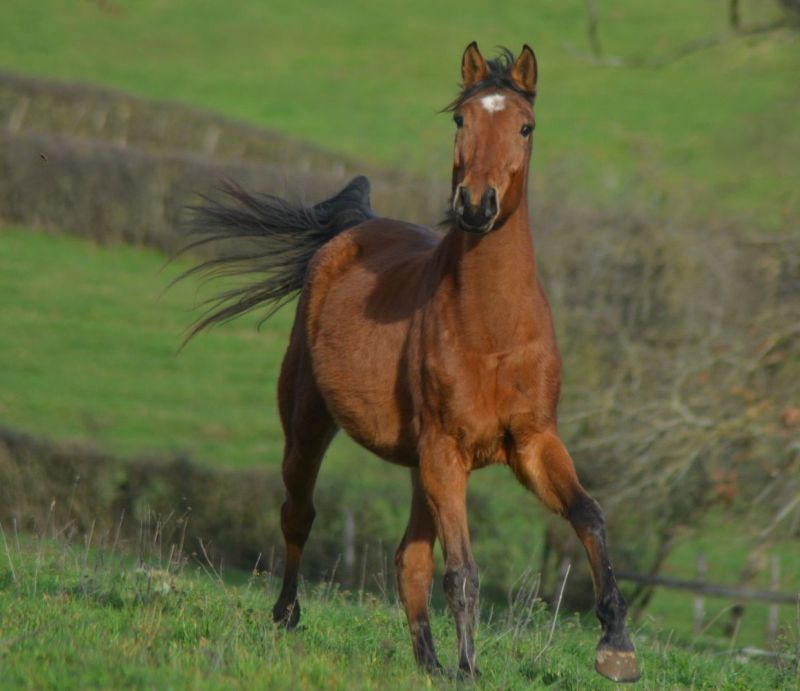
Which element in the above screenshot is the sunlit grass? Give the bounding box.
[0,528,795,689]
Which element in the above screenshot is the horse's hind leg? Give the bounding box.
[272,330,336,629]
[510,431,640,684]
[395,469,442,674]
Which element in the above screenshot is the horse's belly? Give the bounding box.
[302,225,439,466]
[310,282,417,465]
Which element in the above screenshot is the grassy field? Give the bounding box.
[0,227,288,467]
[1,529,796,689]
[1,0,798,227]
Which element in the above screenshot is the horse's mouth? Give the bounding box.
[457,218,496,234]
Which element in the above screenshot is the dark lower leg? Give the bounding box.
[272,325,335,629]
[443,561,479,676]
[420,450,479,677]
[408,618,439,671]
[396,471,441,672]
[568,494,632,650]
[272,428,333,629]
[568,492,639,682]
[511,431,639,682]
[273,498,315,628]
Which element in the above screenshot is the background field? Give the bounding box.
[1,0,799,687]
[2,0,798,225]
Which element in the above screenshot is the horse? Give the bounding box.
[183,42,640,683]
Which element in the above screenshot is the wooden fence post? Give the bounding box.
[725,548,763,639]
[343,507,355,586]
[693,552,707,634]
[767,555,780,646]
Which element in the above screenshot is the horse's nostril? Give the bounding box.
[482,188,498,218]
[454,186,471,216]
[454,186,498,228]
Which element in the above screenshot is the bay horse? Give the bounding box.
[184,42,639,683]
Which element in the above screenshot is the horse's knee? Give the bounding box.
[566,492,605,535]
[443,562,479,610]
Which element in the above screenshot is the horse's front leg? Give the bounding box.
[510,430,640,683]
[419,436,479,678]
[395,469,442,674]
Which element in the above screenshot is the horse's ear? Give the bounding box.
[511,44,538,95]
[461,41,488,89]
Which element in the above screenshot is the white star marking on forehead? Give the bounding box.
[480,93,506,113]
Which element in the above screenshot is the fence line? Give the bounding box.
[616,570,798,605]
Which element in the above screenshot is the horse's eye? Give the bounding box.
[520,123,534,137]
[454,114,464,129]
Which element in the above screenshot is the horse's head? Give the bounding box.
[449,42,537,234]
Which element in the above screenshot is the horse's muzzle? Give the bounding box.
[453,185,499,234]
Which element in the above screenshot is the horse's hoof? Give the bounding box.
[421,660,445,677]
[595,645,640,683]
[272,599,301,630]
[456,665,481,681]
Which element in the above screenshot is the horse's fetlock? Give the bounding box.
[273,597,301,630]
[597,589,627,632]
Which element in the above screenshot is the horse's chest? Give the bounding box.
[420,343,559,457]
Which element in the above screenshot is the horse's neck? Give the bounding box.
[442,201,545,348]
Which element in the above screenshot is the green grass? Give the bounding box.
[2,0,798,226]
[642,512,800,654]
[0,226,288,467]
[0,530,796,689]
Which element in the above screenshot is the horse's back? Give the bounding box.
[301,218,440,465]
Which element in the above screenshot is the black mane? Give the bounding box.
[445,47,536,112]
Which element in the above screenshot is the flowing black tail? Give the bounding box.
[178,175,374,342]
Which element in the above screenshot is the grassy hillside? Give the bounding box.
[1,531,796,689]
[2,0,798,226]
[0,227,288,467]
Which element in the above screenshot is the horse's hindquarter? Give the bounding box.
[304,219,439,466]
